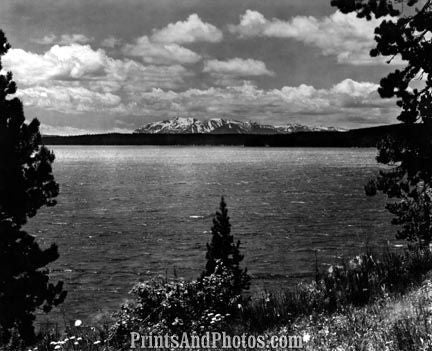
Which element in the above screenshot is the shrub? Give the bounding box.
[108,262,242,349]
[242,247,432,333]
[317,247,432,311]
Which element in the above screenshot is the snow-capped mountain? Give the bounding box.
[134,117,345,134]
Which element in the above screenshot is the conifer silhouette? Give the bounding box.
[204,197,250,293]
[332,0,432,246]
[0,30,66,344]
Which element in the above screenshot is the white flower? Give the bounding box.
[303,333,311,343]
[74,319,82,327]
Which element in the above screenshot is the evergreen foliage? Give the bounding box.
[204,197,250,293]
[332,0,432,246]
[0,30,66,344]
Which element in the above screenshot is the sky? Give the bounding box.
[0,0,403,134]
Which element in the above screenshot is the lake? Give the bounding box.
[27,146,396,322]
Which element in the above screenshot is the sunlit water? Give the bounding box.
[26,146,395,322]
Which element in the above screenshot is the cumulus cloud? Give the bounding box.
[204,58,274,77]
[3,40,397,128]
[33,34,93,45]
[17,85,121,114]
[229,10,398,65]
[3,43,191,115]
[3,44,190,90]
[122,35,201,65]
[121,79,396,127]
[4,45,107,84]
[151,14,223,44]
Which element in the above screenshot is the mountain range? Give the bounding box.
[133,117,345,134]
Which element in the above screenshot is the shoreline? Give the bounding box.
[41,123,416,147]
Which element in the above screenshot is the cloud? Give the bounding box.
[3,40,397,129]
[4,45,107,84]
[17,85,122,114]
[33,34,93,45]
[101,36,122,48]
[120,79,397,127]
[4,44,111,84]
[33,34,57,45]
[122,35,201,65]
[40,124,131,136]
[203,58,274,86]
[151,14,223,44]
[58,34,94,45]
[204,58,274,77]
[3,44,190,90]
[229,10,398,65]
[3,43,192,115]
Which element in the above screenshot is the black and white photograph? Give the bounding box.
[0,0,432,350]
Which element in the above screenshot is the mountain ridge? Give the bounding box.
[133,117,345,134]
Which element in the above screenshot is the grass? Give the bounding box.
[289,277,432,350]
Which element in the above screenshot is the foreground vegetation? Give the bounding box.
[2,245,429,351]
[293,277,432,351]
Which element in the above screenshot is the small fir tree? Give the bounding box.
[204,197,250,293]
[0,30,66,344]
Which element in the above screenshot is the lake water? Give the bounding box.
[26,146,395,322]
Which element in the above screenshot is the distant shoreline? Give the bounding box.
[42,123,416,147]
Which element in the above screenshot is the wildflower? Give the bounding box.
[303,333,311,343]
[172,317,183,326]
[74,319,82,327]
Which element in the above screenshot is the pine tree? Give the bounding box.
[204,197,250,293]
[0,30,66,344]
[331,0,432,246]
